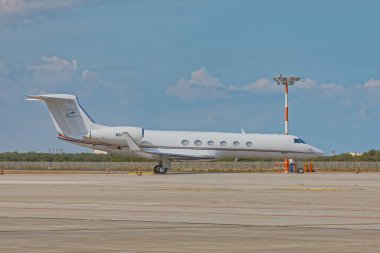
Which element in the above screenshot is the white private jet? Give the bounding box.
[27,94,323,174]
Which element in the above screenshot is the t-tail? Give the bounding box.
[26,94,103,137]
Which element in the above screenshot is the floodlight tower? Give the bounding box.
[272,75,300,172]
[272,75,300,135]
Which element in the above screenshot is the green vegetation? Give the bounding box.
[312,150,380,162]
[0,152,150,162]
[218,150,380,162]
[1,150,379,162]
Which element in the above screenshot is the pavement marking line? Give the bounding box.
[284,187,344,191]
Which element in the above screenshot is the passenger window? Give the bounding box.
[194,140,202,146]
[246,142,252,147]
[182,140,189,145]
[233,141,240,146]
[220,141,227,146]
[207,141,214,146]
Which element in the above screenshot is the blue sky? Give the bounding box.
[0,0,379,154]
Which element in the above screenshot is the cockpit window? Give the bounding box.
[294,138,306,144]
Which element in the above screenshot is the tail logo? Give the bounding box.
[65,108,79,118]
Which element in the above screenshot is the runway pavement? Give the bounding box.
[0,173,380,252]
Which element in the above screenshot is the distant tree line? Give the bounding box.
[312,150,380,162]
[0,152,150,162]
[1,150,380,162]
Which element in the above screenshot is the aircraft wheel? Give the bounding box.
[154,165,161,174]
[158,166,168,174]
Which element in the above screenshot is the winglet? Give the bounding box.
[123,132,142,151]
[241,129,246,134]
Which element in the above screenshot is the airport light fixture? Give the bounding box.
[273,75,300,173]
[272,75,300,135]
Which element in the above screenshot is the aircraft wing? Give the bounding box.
[123,132,215,160]
[142,148,215,160]
[124,132,142,152]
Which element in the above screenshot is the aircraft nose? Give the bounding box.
[313,147,324,156]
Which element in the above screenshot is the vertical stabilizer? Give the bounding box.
[27,94,102,136]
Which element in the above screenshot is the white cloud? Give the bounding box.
[26,56,79,86]
[81,69,111,87]
[319,83,345,95]
[0,55,110,101]
[0,0,93,27]
[26,55,108,88]
[166,68,226,101]
[184,67,224,88]
[167,68,380,105]
[27,55,78,73]
[167,69,321,100]
[167,69,339,100]
[244,78,280,92]
[168,68,286,100]
[295,78,317,89]
[81,69,97,80]
[363,79,380,88]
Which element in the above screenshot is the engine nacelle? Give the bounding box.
[89,126,144,146]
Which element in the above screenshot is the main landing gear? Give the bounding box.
[154,159,171,174]
[154,165,168,174]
